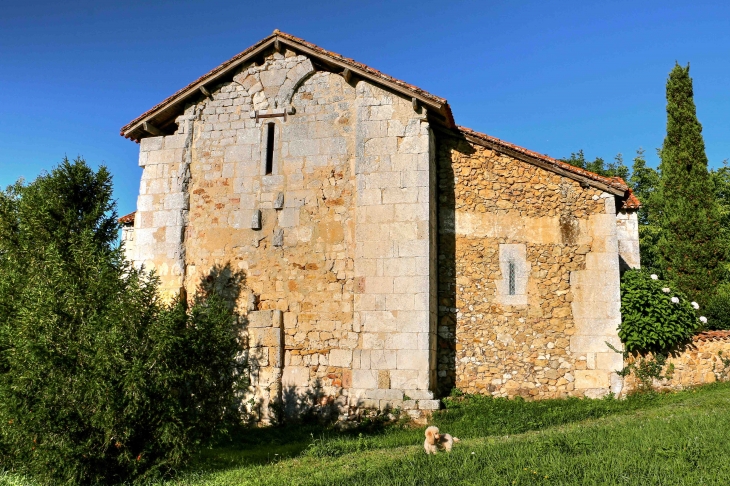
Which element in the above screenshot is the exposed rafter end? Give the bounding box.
[274,39,282,53]
[142,122,164,137]
[412,97,419,111]
[199,86,212,99]
[342,68,352,83]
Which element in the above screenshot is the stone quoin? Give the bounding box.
[118,30,641,422]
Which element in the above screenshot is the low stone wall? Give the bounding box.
[622,331,730,393]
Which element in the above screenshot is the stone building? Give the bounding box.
[119,31,641,420]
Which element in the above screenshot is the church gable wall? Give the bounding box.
[183,51,359,418]
[143,48,439,419]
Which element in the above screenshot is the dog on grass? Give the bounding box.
[424,426,460,454]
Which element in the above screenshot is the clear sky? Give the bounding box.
[1,0,729,216]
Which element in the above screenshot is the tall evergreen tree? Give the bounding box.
[655,63,726,304]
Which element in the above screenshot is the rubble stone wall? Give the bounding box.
[436,134,624,399]
[622,332,730,393]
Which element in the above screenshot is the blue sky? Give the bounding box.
[1,0,729,216]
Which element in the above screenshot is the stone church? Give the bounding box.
[119,31,641,420]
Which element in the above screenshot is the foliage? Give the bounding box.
[629,149,663,271]
[561,149,630,180]
[703,283,730,330]
[655,63,727,305]
[619,270,700,353]
[0,158,246,485]
[620,353,675,391]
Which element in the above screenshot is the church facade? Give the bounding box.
[120,31,640,421]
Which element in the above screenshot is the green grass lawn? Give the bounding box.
[4,383,730,485]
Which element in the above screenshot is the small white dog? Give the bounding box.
[424,425,460,454]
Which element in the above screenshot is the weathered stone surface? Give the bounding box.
[623,336,730,393]
[575,370,609,389]
[124,45,642,420]
[417,399,441,410]
[251,209,262,230]
[436,135,620,399]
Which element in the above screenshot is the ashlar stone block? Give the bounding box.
[273,228,284,247]
[575,370,610,389]
[329,349,353,367]
[352,370,378,389]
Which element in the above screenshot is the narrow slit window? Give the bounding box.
[265,123,275,175]
[508,261,516,295]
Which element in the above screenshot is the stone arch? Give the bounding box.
[279,67,316,108]
[232,56,315,112]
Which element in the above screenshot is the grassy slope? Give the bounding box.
[3,384,730,485]
[165,383,730,486]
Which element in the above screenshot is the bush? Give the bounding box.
[0,159,246,484]
[703,285,730,330]
[619,269,702,353]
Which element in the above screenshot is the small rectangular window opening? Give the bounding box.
[265,123,275,175]
[508,261,516,295]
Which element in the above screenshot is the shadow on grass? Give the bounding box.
[188,412,411,472]
[184,383,730,478]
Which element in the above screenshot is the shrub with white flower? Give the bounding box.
[691,302,700,310]
[700,316,708,324]
[620,270,700,353]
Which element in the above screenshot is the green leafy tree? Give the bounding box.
[703,162,730,329]
[0,158,246,484]
[561,150,630,180]
[655,63,726,304]
[629,148,662,271]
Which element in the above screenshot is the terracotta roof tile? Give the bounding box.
[119,31,635,202]
[694,330,730,342]
[611,178,641,209]
[121,30,452,139]
[457,125,630,193]
[120,34,275,138]
[118,211,136,225]
[274,31,448,107]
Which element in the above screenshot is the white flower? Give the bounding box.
[671,297,680,303]
[662,287,671,293]
[691,302,700,310]
[700,316,708,324]
[651,274,659,280]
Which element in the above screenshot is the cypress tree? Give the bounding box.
[656,63,726,304]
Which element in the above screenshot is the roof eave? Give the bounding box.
[121,32,454,142]
[446,125,629,197]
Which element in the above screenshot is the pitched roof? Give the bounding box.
[456,125,631,196]
[120,30,453,142]
[615,183,642,210]
[120,30,637,201]
[118,211,136,225]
